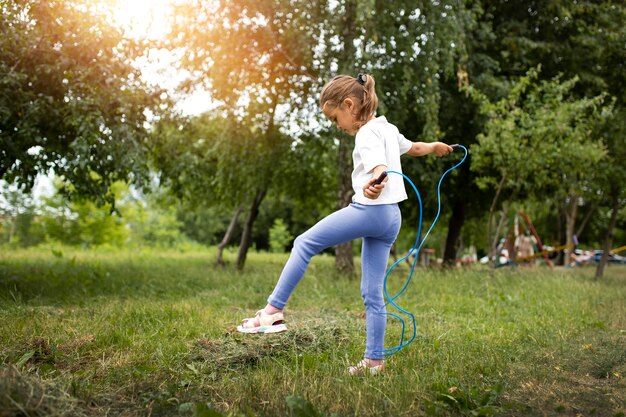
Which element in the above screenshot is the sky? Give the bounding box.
[110,0,213,116]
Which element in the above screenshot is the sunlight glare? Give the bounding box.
[111,0,172,39]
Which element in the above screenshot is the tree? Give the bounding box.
[353,1,482,264]
[594,107,626,278]
[269,218,293,253]
[327,0,357,276]
[0,181,39,245]
[152,110,293,267]
[151,113,238,263]
[470,68,608,261]
[40,181,131,246]
[161,0,329,269]
[472,0,626,266]
[0,0,162,208]
[162,0,488,270]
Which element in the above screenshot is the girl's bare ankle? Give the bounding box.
[264,304,283,315]
[364,358,384,367]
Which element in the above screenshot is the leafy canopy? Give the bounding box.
[471,67,608,198]
[0,0,163,207]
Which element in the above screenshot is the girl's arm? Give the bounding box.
[406,141,453,157]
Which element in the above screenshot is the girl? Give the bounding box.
[237,73,453,375]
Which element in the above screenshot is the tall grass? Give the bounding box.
[0,246,624,416]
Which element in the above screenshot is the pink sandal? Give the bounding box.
[348,360,385,376]
[237,310,287,334]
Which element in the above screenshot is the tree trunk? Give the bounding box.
[556,206,564,265]
[443,200,465,266]
[8,219,16,244]
[595,186,619,279]
[236,189,267,270]
[335,134,355,277]
[575,202,596,239]
[564,194,579,267]
[334,0,357,278]
[233,81,278,270]
[216,203,244,266]
[487,175,507,262]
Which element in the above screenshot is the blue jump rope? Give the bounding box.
[375,144,468,357]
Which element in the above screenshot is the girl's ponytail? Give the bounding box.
[357,74,378,127]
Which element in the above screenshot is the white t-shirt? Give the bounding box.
[351,116,413,205]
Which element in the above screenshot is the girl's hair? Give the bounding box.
[319,74,379,130]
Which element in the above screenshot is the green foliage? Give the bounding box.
[0,178,189,248]
[40,181,131,246]
[593,106,626,208]
[0,0,163,207]
[274,131,338,217]
[467,0,626,263]
[470,67,608,198]
[427,382,504,416]
[347,1,472,138]
[159,0,327,211]
[122,199,185,248]
[3,0,626,261]
[176,205,237,247]
[0,181,44,247]
[285,395,324,417]
[170,0,322,114]
[269,218,293,253]
[152,112,302,215]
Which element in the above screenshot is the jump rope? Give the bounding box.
[373,144,468,357]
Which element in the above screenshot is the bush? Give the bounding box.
[269,218,293,253]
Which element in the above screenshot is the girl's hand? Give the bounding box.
[432,142,454,157]
[363,177,385,200]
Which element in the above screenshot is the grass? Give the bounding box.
[0,245,625,416]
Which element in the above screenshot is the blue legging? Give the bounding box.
[268,202,401,360]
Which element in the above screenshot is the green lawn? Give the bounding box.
[1,246,624,416]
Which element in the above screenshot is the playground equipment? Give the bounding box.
[610,245,626,255]
[495,210,624,268]
[496,210,577,268]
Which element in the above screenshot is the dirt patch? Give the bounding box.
[16,335,99,372]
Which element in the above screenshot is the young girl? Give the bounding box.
[237,73,452,375]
